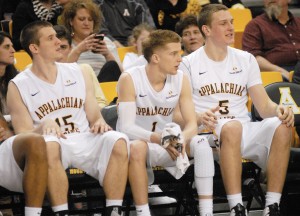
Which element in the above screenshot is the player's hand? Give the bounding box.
[199,106,219,131]
[166,144,181,160]
[0,127,14,142]
[90,118,112,134]
[277,105,294,127]
[42,119,66,139]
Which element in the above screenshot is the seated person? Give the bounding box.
[175,14,204,56]
[123,23,154,71]
[61,0,122,82]
[242,0,300,80]
[7,21,129,216]
[53,25,107,109]
[180,4,293,215]
[117,29,215,216]
[0,31,48,216]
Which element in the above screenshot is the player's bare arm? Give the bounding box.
[249,84,294,127]
[178,74,198,145]
[7,82,66,138]
[80,65,111,133]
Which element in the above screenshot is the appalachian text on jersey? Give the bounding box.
[199,82,246,96]
[35,97,84,119]
[136,106,174,116]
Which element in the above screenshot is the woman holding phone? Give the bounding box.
[61,0,122,82]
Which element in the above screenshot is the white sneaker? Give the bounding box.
[148,185,177,205]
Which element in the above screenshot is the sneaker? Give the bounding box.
[148,185,177,205]
[262,203,280,216]
[230,203,247,216]
[105,206,122,216]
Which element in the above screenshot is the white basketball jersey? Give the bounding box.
[12,62,89,134]
[127,66,183,132]
[180,46,262,123]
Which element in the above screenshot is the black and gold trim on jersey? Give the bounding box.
[35,97,84,120]
[199,82,246,96]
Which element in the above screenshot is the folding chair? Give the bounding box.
[228,8,252,49]
[14,51,32,71]
[99,81,118,105]
[117,46,137,62]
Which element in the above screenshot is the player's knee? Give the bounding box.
[19,133,47,158]
[193,138,215,178]
[112,138,128,159]
[221,121,242,146]
[129,140,147,162]
[274,124,292,147]
[46,141,62,168]
[189,135,209,157]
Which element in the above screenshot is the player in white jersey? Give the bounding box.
[6,21,129,216]
[179,4,294,216]
[117,30,215,216]
[0,31,48,216]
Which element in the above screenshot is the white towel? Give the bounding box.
[165,153,190,179]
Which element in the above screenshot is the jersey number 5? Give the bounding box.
[219,100,229,115]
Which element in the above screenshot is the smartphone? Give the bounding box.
[94,34,104,42]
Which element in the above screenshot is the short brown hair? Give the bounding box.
[198,4,228,38]
[20,21,53,58]
[62,0,102,34]
[142,30,181,62]
[175,15,199,37]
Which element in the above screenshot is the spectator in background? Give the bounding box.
[54,25,108,109]
[94,0,155,48]
[175,15,204,56]
[146,0,188,31]
[242,0,300,81]
[122,15,205,71]
[61,0,122,82]
[12,0,61,51]
[123,23,154,71]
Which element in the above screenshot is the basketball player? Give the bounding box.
[0,31,48,216]
[7,21,129,216]
[117,30,215,216]
[179,4,294,216]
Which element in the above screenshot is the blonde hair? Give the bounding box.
[142,29,181,62]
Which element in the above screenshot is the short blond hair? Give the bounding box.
[142,30,181,62]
